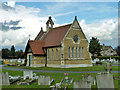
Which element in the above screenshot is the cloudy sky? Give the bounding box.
[0,1,118,51]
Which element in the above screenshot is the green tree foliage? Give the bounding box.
[10,45,15,57]
[89,37,102,56]
[115,46,120,56]
[2,48,11,59]
[2,45,25,59]
[15,50,24,58]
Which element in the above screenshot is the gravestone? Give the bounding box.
[73,80,91,89]
[0,72,10,85]
[56,83,61,88]
[61,78,73,85]
[50,85,55,90]
[104,63,112,73]
[82,75,95,85]
[64,86,68,90]
[23,71,33,80]
[88,75,95,85]
[96,73,114,89]
[50,79,54,85]
[9,75,21,84]
[17,79,36,85]
[33,73,38,80]
[38,75,50,85]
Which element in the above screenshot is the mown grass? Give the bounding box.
[2,69,119,89]
[5,64,119,71]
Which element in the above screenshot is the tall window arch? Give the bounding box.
[72,47,74,58]
[56,49,58,60]
[82,47,84,58]
[48,49,49,60]
[68,47,70,58]
[79,47,81,58]
[76,47,77,58]
[52,49,54,60]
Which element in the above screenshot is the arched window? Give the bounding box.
[68,47,70,58]
[56,49,58,60]
[79,47,81,57]
[82,47,84,58]
[76,47,77,58]
[48,49,49,60]
[52,49,54,60]
[72,47,74,58]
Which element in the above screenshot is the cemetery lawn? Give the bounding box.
[2,69,119,89]
[5,65,119,71]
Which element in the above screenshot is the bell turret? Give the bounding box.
[46,16,54,32]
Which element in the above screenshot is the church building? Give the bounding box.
[25,16,92,68]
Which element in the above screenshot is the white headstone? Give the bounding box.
[23,71,33,80]
[56,83,61,88]
[38,75,50,85]
[87,76,95,85]
[81,75,95,86]
[0,72,10,85]
[73,80,91,89]
[96,73,114,89]
[22,59,25,64]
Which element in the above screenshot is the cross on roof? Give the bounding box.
[29,34,31,40]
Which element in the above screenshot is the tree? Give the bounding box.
[15,50,24,58]
[115,46,120,56]
[2,48,11,59]
[10,45,15,57]
[89,37,102,56]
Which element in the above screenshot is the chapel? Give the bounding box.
[25,16,92,68]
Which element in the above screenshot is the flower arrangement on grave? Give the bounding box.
[61,73,73,85]
[64,73,69,83]
[64,73,68,80]
[88,73,91,76]
[64,73,68,76]
[5,60,9,64]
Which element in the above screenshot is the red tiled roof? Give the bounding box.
[35,30,45,40]
[26,24,72,55]
[43,24,72,47]
[29,40,45,55]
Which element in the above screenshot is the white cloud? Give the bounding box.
[0,2,49,48]
[7,1,15,7]
[0,1,118,50]
[80,19,118,46]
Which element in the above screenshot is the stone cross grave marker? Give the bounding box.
[0,72,10,85]
[73,80,91,89]
[38,75,50,85]
[23,70,33,80]
[96,73,114,89]
[104,63,112,73]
